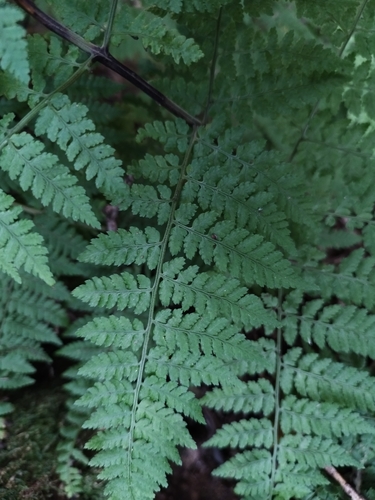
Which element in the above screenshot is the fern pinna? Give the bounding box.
[2,0,375,499]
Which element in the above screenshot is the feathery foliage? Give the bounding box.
[3,0,375,499]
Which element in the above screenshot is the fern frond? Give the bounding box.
[146,346,242,387]
[117,182,173,225]
[160,258,277,330]
[45,0,108,42]
[201,379,275,414]
[205,418,273,449]
[153,309,275,372]
[194,134,315,229]
[73,272,151,313]
[0,132,99,227]
[28,34,79,93]
[281,396,375,438]
[284,296,375,357]
[185,165,297,253]
[0,0,29,84]
[34,212,89,276]
[78,350,140,382]
[282,348,375,412]
[136,119,190,153]
[279,435,359,468]
[74,315,145,350]
[113,7,203,65]
[304,248,375,309]
[212,448,272,482]
[78,227,161,268]
[170,211,298,288]
[35,93,125,195]
[140,375,204,422]
[0,273,63,392]
[0,190,54,284]
[9,1,374,499]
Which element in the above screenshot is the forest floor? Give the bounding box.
[0,380,237,500]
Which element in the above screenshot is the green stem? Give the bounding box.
[338,0,369,57]
[0,57,93,152]
[126,125,199,485]
[270,289,283,498]
[102,0,119,50]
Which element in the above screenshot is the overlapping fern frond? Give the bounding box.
[3,0,375,499]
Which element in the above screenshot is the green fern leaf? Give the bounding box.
[281,395,375,438]
[160,258,277,329]
[0,273,64,395]
[201,379,275,414]
[76,379,134,409]
[45,1,108,42]
[153,309,275,371]
[170,211,298,288]
[281,349,375,412]
[136,119,189,153]
[279,435,359,468]
[5,274,67,325]
[0,133,99,227]
[305,248,375,309]
[73,272,151,313]
[117,183,172,225]
[205,418,273,449]
[140,375,204,422]
[34,213,89,276]
[17,2,375,499]
[184,163,297,253]
[74,315,145,350]
[274,465,330,498]
[78,227,161,269]
[213,448,272,481]
[35,93,125,194]
[284,297,375,357]
[28,34,79,94]
[0,1,29,84]
[146,346,241,387]
[113,7,203,65]
[137,153,181,185]
[78,351,140,382]
[0,191,54,284]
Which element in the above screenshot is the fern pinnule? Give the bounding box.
[0,132,99,227]
[35,93,125,195]
[0,0,29,84]
[78,226,161,268]
[0,190,54,284]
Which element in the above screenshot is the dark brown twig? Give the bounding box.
[14,0,201,126]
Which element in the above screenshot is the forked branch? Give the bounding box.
[13,0,202,126]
